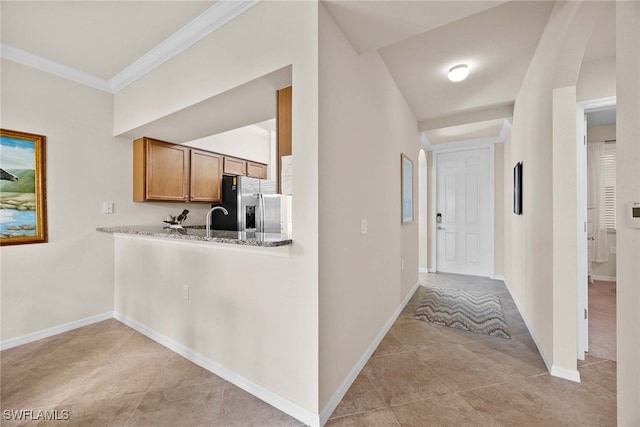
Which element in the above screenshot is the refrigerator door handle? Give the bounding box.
[258,193,265,233]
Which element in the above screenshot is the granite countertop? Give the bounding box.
[96,225,292,247]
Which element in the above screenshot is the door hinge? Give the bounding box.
[584,308,588,320]
[584,135,587,146]
[584,222,587,233]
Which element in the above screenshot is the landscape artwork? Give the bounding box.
[0,129,47,245]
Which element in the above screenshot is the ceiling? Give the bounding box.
[586,107,616,127]
[324,0,616,145]
[0,1,616,144]
[1,1,215,80]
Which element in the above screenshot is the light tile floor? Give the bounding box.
[326,272,616,426]
[1,272,616,426]
[588,280,616,361]
[1,320,303,427]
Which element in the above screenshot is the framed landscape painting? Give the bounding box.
[0,129,47,245]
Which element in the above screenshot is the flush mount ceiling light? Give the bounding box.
[448,64,469,82]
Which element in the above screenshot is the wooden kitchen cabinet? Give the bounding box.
[223,156,246,176]
[134,137,189,202]
[190,149,222,202]
[133,137,222,203]
[277,86,292,192]
[246,161,267,179]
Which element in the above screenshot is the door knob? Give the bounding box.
[437,226,445,230]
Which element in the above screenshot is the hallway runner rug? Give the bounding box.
[414,286,511,339]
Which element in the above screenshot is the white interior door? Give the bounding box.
[577,107,589,359]
[436,148,492,276]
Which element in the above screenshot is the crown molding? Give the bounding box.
[110,0,261,92]
[419,132,433,151]
[1,0,261,94]
[497,117,512,140]
[1,43,112,93]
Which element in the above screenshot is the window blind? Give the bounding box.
[600,143,616,230]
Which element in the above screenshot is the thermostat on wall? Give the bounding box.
[628,202,640,229]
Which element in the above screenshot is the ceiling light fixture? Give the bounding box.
[448,64,469,82]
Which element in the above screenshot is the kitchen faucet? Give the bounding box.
[206,206,229,238]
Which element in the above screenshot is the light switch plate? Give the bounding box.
[360,219,368,235]
[102,202,114,214]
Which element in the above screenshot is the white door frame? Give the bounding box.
[431,143,495,278]
[576,105,588,360]
[576,96,616,360]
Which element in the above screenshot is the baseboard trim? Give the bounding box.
[419,267,429,273]
[504,278,583,384]
[319,281,421,426]
[113,312,319,427]
[551,365,581,383]
[591,275,616,282]
[490,274,505,281]
[0,311,114,351]
[502,278,553,373]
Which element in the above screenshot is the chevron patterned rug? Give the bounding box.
[414,286,511,339]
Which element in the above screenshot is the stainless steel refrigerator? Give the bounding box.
[210,175,282,233]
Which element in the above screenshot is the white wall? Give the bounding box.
[318,4,420,412]
[552,85,579,375]
[506,0,617,381]
[184,125,271,166]
[615,2,640,424]
[112,0,320,416]
[503,133,512,287]
[505,1,583,371]
[550,2,608,377]
[0,60,232,343]
[0,60,116,340]
[114,236,316,422]
[577,57,616,102]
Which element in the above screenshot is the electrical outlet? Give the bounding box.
[102,202,114,214]
[611,246,616,254]
[360,219,368,235]
[182,285,189,300]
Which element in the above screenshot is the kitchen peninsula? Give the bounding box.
[97,225,292,247]
[100,217,310,424]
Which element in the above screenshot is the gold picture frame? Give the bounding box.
[0,129,48,245]
[401,153,413,224]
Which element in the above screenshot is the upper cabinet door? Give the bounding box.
[223,156,246,176]
[190,149,222,203]
[246,161,267,179]
[144,139,190,201]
